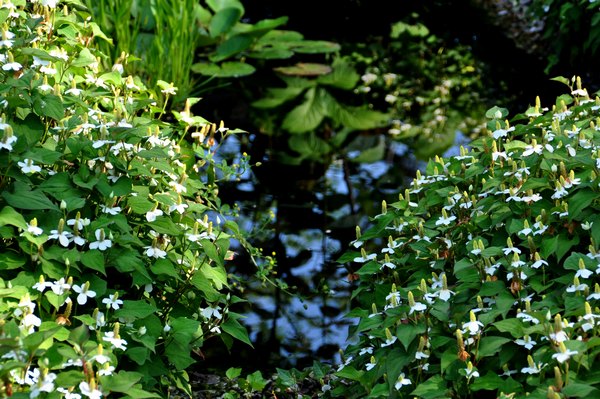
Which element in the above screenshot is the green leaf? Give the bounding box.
[477,336,511,359]
[212,33,254,62]
[221,317,253,347]
[290,40,341,54]
[148,217,182,236]
[282,88,326,133]
[396,321,426,351]
[350,136,385,163]
[32,94,64,121]
[251,87,306,109]
[101,371,142,393]
[247,371,267,391]
[150,258,180,279]
[226,367,242,379]
[114,301,157,323]
[0,206,27,230]
[209,7,243,37]
[191,61,256,77]
[485,106,509,119]
[410,375,447,399]
[561,383,600,397]
[568,189,598,220]
[317,59,359,89]
[72,48,97,67]
[80,250,106,275]
[492,319,524,338]
[274,63,332,76]
[2,184,58,211]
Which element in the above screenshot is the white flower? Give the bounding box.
[71,283,97,305]
[463,311,484,335]
[89,229,112,251]
[49,278,71,295]
[41,0,59,8]
[48,229,72,247]
[103,331,127,350]
[381,335,397,347]
[552,349,578,363]
[394,373,411,390]
[2,61,22,71]
[365,360,377,371]
[100,205,121,215]
[361,73,377,85]
[200,306,222,320]
[79,381,103,399]
[102,293,123,310]
[522,144,543,156]
[67,217,90,230]
[435,214,456,226]
[145,208,163,222]
[18,159,41,174]
[144,245,167,259]
[27,223,43,236]
[515,335,537,350]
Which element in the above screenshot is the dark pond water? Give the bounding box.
[207,131,470,371]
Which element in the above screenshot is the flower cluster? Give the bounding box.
[334,77,600,397]
[0,2,256,397]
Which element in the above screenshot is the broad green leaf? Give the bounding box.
[226,367,242,379]
[251,87,305,109]
[191,61,255,77]
[317,59,359,89]
[114,301,157,322]
[72,48,97,67]
[101,371,142,393]
[561,383,599,397]
[80,250,106,275]
[200,262,228,290]
[2,184,58,211]
[274,63,332,76]
[282,88,326,133]
[148,217,182,236]
[568,189,598,220]
[477,336,511,358]
[0,206,27,230]
[206,0,244,13]
[221,317,252,347]
[290,40,341,54]
[32,94,64,121]
[150,258,180,279]
[209,7,243,37]
[350,136,385,163]
[410,375,447,399]
[211,33,254,62]
[246,371,267,391]
[485,106,509,119]
[492,319,524,338]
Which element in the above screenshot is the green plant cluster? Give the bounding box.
[352,17,487,159]
[250,57,389,165]
[332,77,600,398]
[529,0,600,73]
[85,0,340,103]
[0,1,268,397]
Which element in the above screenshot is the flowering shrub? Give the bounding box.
[334,77,600,397]
[0,2,263,397]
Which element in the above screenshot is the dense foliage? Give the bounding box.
[530,0,600,74]
[334,77,600,398]
[0,2,270,397]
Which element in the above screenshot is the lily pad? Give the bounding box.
[274,63,332,76]
[191,61,256,77]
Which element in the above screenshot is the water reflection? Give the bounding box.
[215,133,421,369]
